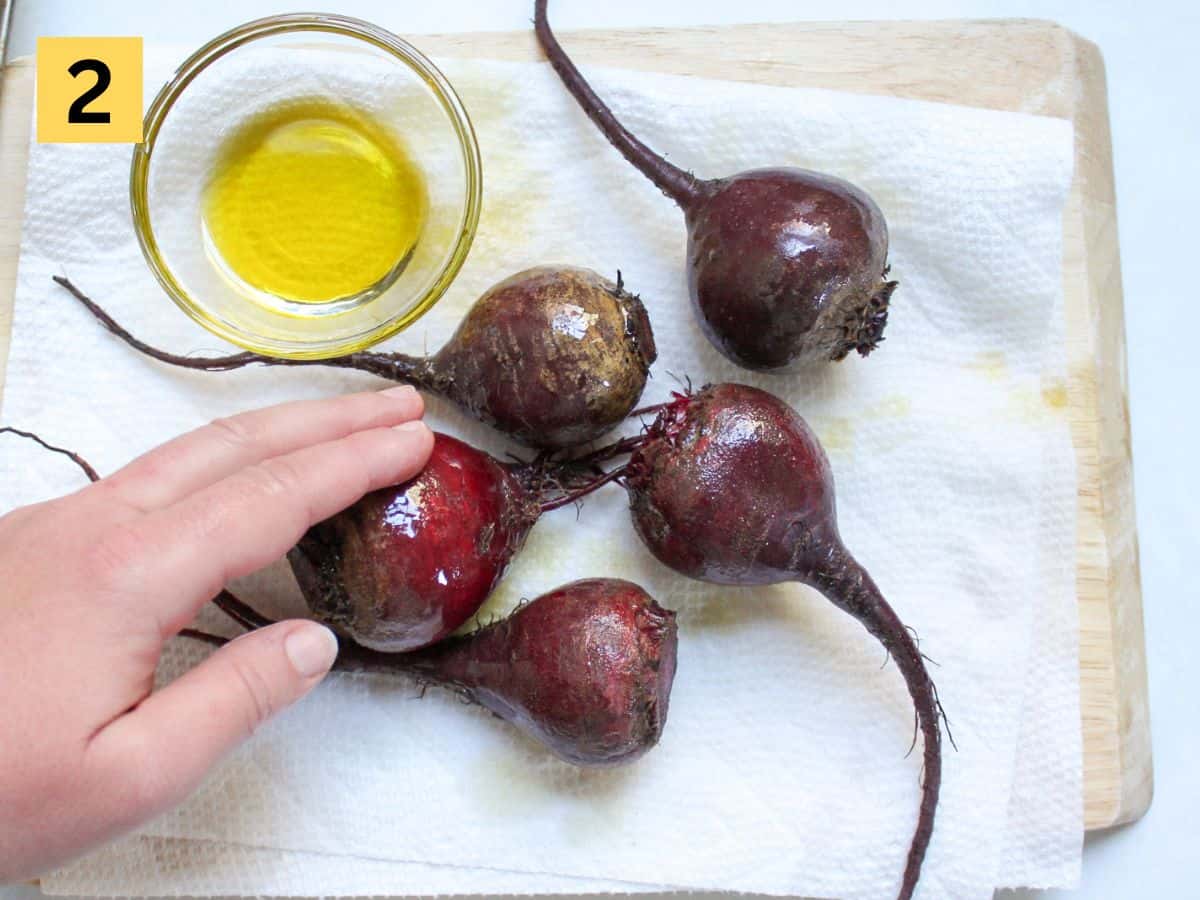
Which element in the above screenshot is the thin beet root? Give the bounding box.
[0,426,100,483]
[289,431,621,653]
[534,1,897,370]
[608,384,939,900]
[197,579,679,767]
[55,266,657,450]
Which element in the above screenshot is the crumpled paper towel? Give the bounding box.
[0,47,1080,899]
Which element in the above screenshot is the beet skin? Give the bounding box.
[622,384,940,900]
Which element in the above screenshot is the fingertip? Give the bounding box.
[380,384,425,418]
[82,620,343,829]
[394,419,432,437]
[283,621,339,681]
[394,419,435,459]
[380,384,417,400]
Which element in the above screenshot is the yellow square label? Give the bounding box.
[37,37,143,143]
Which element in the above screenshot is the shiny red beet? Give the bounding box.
[55,266,656,450]
[288,433,535,652]
[534,1,896,370]
[288,432,610,653]
[621,384,940,900]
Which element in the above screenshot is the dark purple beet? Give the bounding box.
[54,266,657,450]
[195,579,679,767]
[286,431,622,654]
[618,384,939,900]
[534,1,896,370]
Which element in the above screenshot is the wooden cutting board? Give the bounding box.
[0,19,1150,831]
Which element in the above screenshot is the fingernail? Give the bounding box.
[381,385,417,399]
[285,624,339,678]
[394,420,430,436]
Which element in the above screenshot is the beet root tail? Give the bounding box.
[533,0,699,207]
[1,426,101,483]
[212,590,278,631]
[54,276,264,371]
[178,628,231,648]
[808,545,941,900]
[53,276,434,385]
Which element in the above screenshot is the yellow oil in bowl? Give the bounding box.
[202,98,427,306]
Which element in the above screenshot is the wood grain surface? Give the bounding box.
[0,18,1150,831]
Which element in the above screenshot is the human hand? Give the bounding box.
[0,387,432,881]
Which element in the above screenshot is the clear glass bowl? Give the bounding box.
[131,14,482,359]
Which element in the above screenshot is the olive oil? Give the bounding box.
[202,98,426,305]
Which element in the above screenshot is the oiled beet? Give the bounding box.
[288,433,540,652]
[55,266,657,449]
[619,384,939,900]
[534,1,896,370]
[340,578,678,766]
[284,429,625,654]
[195,579,679,767]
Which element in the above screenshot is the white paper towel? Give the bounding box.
[39,831,662,897]
[0,49,1080,899]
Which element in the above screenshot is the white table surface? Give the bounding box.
[3,1,1197,898]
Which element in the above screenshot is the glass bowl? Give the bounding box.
[131,13,482,359]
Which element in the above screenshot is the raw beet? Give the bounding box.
[339,578,678,766]
[196,578,679,767]
[618,384,940,900]
[55,266,657,449]
[534,0,896,370]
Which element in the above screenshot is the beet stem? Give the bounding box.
[1,426,100,483]
[534,0,700,206]
[538,464,628,513]
[54,276,433,385]
[627,400,672,419]
[567,433,650,469]
[807,545,941,900]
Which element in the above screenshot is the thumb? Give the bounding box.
[88,620,338,821]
